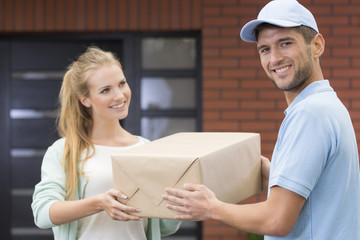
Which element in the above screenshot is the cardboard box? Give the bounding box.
[112,132,261,219]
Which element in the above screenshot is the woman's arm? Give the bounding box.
[49,189,141,225]
[32,139,141,228]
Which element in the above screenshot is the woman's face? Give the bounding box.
[79,63,131,123]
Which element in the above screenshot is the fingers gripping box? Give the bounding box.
[112,132,261,219]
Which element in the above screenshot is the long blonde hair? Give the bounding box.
[57,46,122,200]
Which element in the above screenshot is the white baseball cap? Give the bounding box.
[240,0,319,42]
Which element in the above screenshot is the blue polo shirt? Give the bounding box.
[266,80,360,239]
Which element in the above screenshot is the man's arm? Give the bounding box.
[163,184,305,237]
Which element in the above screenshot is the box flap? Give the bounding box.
[112,154,198,206]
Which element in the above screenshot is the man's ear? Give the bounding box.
[312,33,325,59]
[78,95,91,108]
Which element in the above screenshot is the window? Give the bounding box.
[139,34,201,140]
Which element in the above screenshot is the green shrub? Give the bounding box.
[246,232,264,240]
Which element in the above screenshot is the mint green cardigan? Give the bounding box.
[31,138,181,240]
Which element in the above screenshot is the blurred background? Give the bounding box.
[0,0,359,239]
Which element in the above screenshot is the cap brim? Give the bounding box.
[240,19,301,42]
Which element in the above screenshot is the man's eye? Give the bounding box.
[281,42,291,47]
[120,81,127,87]
[260,48,269,54]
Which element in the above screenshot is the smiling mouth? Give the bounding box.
[110,102,126,109]
[274,66,290,73]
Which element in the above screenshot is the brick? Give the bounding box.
[314,0,348,3]
[203,90,220,99]
[203,111,220,120]
[203,27,220,37]
[259,132,279,142]
[333,27,360,37]
[203,6,221,16]
[350,111,360,120]
[203,69,220,78]
[203,121,239,131]
[241,79,274,89]
[350,57,360,68]
[353,121,360,132]
[180,0,191,29]
[316,16,349,26]
[351,37,360,47]
[191,0,201,28]
[204,226,239,236]
[323,58,350,67]
[221,69,256,78]
[240,100,276,110]
[351,15,360,26]
[203,38,238,47]
[308,5,331,15]
[204,0,237,5]
[330,45,360,57]
[203,79,238,88]
[259,111,284,120]
[329,80,350,89]
[203,219,222,226]
[262,143,276,156]
[352,100,360,109]
[241,121,277,131]
[240,58,261,68]
[221,27,242,37]
[221,111,257,120]
[203,48,220,57]
[324,37,350,47]
[203,58,238,68]
[333,5,360,15]
[128,1,139,30]
[169,0,180,29]
[333,68,360,78]
[203,17,238,27]
[352,78,360,87]
[203,100,238,110]
[222,48,257,57]
[259,90,284,100]
[221,89,257,99]
[222,6,258,16]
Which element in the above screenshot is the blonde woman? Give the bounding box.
[32,46,181,240]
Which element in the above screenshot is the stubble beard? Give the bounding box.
[269,49,314,92]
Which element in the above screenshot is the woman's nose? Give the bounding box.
[113,88,125,99]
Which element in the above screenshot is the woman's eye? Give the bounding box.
[100,88,110,94]
[120,81,127,87]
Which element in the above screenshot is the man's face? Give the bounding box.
[256,26,314,92]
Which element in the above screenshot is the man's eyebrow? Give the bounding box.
[278,37,296,42]
[257,44,267,51]
[257,37,296,51]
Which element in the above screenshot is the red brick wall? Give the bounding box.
[2,0,360,239]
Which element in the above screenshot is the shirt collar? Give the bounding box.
[284,80,333,115]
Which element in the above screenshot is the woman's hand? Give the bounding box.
[49,189,141,225]
[99,189,142,221]
[162,183,220,221]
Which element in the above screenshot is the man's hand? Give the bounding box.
[261,156,271,191]
[162,183,219,220]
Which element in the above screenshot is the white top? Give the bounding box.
[77,136,149,240]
